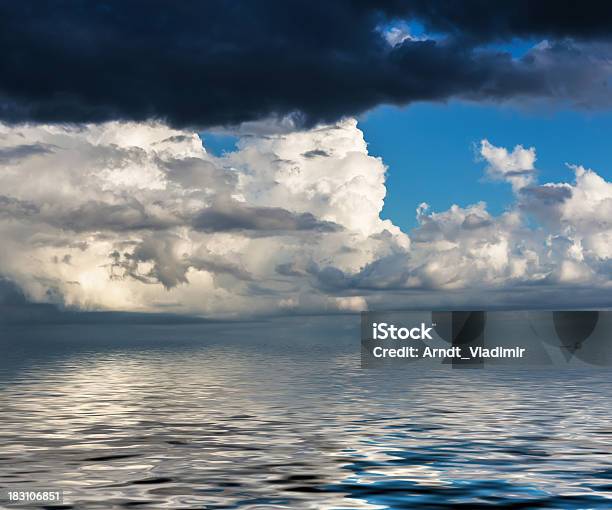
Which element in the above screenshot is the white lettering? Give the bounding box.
[372,322,435,340]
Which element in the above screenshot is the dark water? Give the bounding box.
[2,320,612,509]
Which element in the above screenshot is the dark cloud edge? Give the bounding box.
[1,1,612,129]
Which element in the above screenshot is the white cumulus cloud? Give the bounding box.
[0,123,610,316]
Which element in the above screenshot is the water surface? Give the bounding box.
[1,320,612,509]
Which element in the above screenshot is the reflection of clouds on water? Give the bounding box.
[2,323,612,508]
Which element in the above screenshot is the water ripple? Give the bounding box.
[1,341,612,508]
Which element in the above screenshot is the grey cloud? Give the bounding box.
[110,237,189,289]
[0,195,39,218]
[0,277,27,305]
[0,143,55,163]
[520,185,573,205]
[307,265,355,292]
[190,256,253,282]
[51,254,72,265]
[156,135,194,144]
[52,200,182,233]
[307,254,413,292]
[410,220,443,243]
[462,214,493,230]
[1,195,181,233]
[504,169,536,177]
[192,201,342,234]
[110,238,253,290]
[160,157,237,192]
[302,149,329,158]
[275,262,307,277]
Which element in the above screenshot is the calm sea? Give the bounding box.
[1,317,612,509]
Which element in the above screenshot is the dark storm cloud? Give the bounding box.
[1,1,612,128]
[399,1,612,42]
[192,201,341,234]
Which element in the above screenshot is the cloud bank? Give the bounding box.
[1,1,612,128]
[0,120,610,316]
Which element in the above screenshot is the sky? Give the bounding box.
[202,102,612,231]
[361,102,612,229]
[1,1,612,320]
